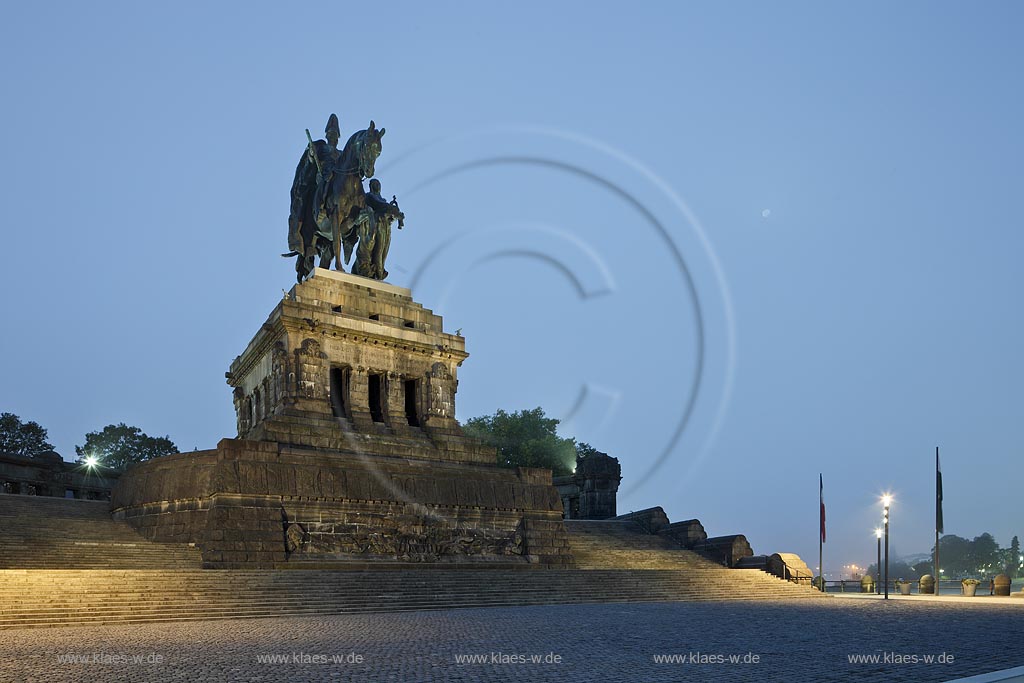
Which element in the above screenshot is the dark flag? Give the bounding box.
[819,474,826,544]
[936,449,944,534]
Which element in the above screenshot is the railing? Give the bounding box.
[775,559,813,585]
[818,578,1022,594]
[819,579,870,593]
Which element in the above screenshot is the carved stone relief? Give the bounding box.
[296,338,328,401]
[428,362,454,418]
[294,518,526,562]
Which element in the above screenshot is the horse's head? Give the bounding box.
[357,120,384,178]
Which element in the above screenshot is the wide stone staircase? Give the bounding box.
[568,519,714,569]
[0,494,202,569]
[0,499,824,629]
[566,519,825,597]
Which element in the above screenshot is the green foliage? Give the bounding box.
[75,423,178,471]
[463,407,576,477]
[932,535,972,575]
[0,412,54,456]
[1005,536,1022,578]
[910,560,933,577]
[968,532,1002,575]
[868,533,1023,581]
[925,533,1022,578]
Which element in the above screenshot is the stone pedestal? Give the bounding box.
[226,269,485,462]
[112,269,573,568]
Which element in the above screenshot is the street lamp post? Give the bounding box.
[875,528,882,595]
[883,494,892,600]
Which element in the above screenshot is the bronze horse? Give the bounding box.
[290,121,385,282]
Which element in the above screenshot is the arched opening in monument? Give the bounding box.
[253,389,262,424]
[330,366,351,419]
[403,379,420,427]
[368,373,386,423]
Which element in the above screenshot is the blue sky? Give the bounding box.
[1,1,1021,576]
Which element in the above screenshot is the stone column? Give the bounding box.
[348,367,374,428]
[270,341,290,415]
[387,371,408,431]
[423,361,460,435]
[232,387,250,437]
[293,338,331,417]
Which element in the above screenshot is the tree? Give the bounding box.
[75,423,178,470]
[463,407,576,477]
[931,533,1010,577]
[910,560,933,577]
[932,535,972,576]
[1004,536,1022,578]
[0,412,54,456]
[968,533,1002,575]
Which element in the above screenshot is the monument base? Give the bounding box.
[113,438,573,568]
[111,269,573,568]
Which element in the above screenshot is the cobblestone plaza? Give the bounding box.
[2,599,1020,683]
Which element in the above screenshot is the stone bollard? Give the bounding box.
[919,574,935,594]
[994,574,1011,597]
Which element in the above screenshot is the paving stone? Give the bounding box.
[0,599,1020,683]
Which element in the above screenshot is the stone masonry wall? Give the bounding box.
[111,449,219,543]
[112,439,573,568]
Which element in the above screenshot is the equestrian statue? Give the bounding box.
[285,114,401,283]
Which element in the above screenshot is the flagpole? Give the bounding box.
[935,446,941,595]
[819,523,823,592]
[819,474,824,593]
